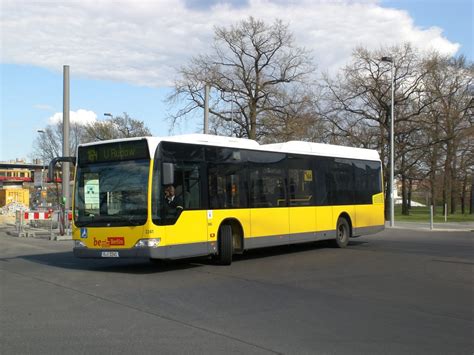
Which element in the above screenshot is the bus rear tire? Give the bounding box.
[217,224,233,265]
[333,217,350,248]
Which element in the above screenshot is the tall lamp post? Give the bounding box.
[37,129,46,208]
[381,56,395,227]
[204,84,210,134]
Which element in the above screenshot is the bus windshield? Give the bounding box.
[74,159,149,227]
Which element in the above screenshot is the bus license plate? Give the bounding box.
[101,251,119,258]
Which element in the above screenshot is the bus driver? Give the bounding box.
[164,184,184,214]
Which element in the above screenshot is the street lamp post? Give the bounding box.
[37,129,46,208]
[104,113,113,118]
[63,65,71,236]
[381,56,395,228]
[204,84,210,134]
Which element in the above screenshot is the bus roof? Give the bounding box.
[261,141,380,161]
[78,134,380,162]
[156,134,381,161]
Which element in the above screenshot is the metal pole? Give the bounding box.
[41,164,45,208]
[390,61,395,228]
[430,205,434,230]
[444,203,447,222]
[204,83,209,134]
[62,65,70,235]
[37,130,46,209]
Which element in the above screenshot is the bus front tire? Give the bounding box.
[217,224,233,265]
[333,217,350,248]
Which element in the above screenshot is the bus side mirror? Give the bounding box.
[162,163,175,186]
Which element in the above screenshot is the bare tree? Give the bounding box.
[322,44,432,217]
[258,88,327,143]
[168,17,315,140]
[82,112,151,141]
[33,122,86,163]
[457,129,474,214]
[34,113,151,162]
[422,55,474,214]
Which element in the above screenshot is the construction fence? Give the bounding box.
[15,209,72,240]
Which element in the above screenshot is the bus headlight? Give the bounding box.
[74,240,87,248]
[134,238,161,248]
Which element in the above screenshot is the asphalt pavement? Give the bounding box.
[0,226,472,354]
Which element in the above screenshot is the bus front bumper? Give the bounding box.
[73,247,167,259]
[73,241,211,260]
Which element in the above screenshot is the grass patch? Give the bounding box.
[394,205,474,223]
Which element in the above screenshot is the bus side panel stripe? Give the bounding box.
[245,230,337,250]
[161,242,209,259]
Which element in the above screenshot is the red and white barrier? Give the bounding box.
[24,211,51,220]
[23,211,72,221]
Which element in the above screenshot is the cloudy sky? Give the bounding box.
[1,0,472,161]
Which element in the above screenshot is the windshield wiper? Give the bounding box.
[76,214,97,227]
[76,214,145,226]
[126,216,142,226]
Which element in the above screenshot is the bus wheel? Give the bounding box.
[217,224,233,265]
[333,217,350,248]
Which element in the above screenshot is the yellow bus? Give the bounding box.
[73,134,384,264]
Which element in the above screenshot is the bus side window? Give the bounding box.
[288,156,313,206]
[249,167,285,208]
[174,163,201,210]
[208,164,243,209]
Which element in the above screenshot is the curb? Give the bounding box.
[2,227,73,240]
[51,234,73,241]
[386,225,474,233]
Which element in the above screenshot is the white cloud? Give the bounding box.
[48,109,97,125]
[1,0,460,87]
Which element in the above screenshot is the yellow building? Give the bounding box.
[0,188,30,207]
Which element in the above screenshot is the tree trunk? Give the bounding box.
[450,156,457,214]
[401,174,409,215]
[460,176,466,215]
[249,99,257,140]
[470,181,474,215]
[408,178,413,210]
[442,188,447,216]
[451,180,458,214]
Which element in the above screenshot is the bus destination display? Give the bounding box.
[78,140,149,165]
